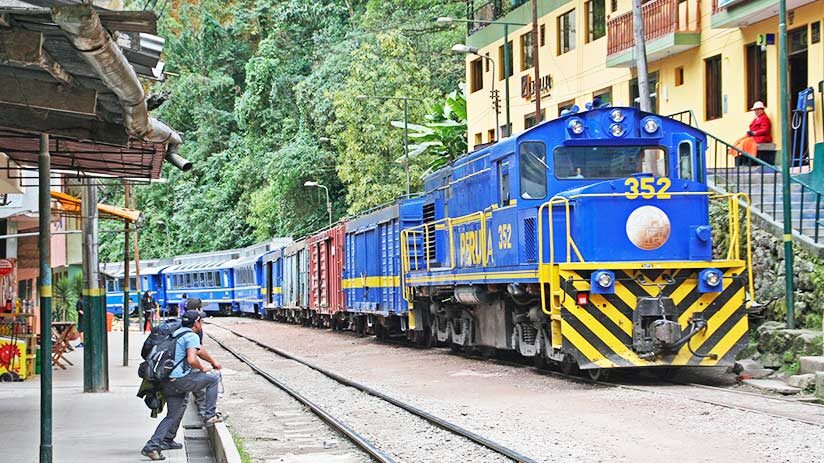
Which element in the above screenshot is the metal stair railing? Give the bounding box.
[668,110,824,244]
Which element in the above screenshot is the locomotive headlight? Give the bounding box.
[610,109,625,123]
[590,270,615,294]
[643,118,659,133]
[610,123,625,137]
[567,118,585,135]
[705,271,721,286]
[698,268,723,293]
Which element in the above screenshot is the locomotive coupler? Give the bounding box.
[633,296,681,359]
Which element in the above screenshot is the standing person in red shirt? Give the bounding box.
[732,101,772,164]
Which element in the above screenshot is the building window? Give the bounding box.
[586,0,606,42]
[487,129,496,142]
[674,66,684,86]
[474,132,482,146]
[558,99,576,116]
[498,41,514,80]
[611,0,618,12]
[630,71,659,112]
[745,43,766,109]
[540,24,546,46]
[705,55,722,120]
[524,109,546,129]
[557,10,576,55]
[593,87,612,106]
[812,21,821,44]
[470,58,484,93]
[520,32,534,70]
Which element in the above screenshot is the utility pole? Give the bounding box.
[134,194,142,333]
[632,0,652,112]
[403,99,410,196]
[82,179,108,392]
[532,0,542,122]
[778,0,795,327]
[38,133,53,463]
[123,181,130,366]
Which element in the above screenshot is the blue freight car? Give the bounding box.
[342,200,423,337]
[262,247,285,319]
[400,106,755,377]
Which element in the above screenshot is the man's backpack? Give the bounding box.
[138,321,187,382]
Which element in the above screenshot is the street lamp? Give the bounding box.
[436,16,527,138]
[318,137,333,144]
[452,44,499,142]
[356,94,425,196]
[304,180,332,228]
[156,219,172,257]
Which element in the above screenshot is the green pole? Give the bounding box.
[82,180,109,392]
[778,0,795,328]
[38,133,53,463]
[123,181,130,367]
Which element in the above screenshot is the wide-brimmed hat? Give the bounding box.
[750,101,766,110]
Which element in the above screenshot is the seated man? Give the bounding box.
[141,309,222,461]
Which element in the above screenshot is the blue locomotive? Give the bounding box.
[400,106,754,378]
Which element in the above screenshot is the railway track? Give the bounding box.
[206,323,539,463]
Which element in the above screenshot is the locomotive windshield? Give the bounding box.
[519,141,547,199]
[554,146,668,180]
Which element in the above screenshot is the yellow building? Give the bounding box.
[463,0,824,156]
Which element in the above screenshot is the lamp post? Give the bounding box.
[304,181,332,228]
[156,219,172,257]
[451,44,499,142]
[436,16,527,137]
[356,94,424,196]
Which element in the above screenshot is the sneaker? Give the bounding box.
[203,414,223,425]
[160,440,183,450]
[140,448,165,461]
[75,343,84,348]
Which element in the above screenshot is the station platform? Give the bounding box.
[0,329,189,463]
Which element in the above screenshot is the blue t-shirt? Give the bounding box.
[169,327,201,379]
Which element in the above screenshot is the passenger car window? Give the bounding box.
[554,146,668,179]
[519,142,547,199]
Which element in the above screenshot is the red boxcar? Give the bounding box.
[307,223,346,327]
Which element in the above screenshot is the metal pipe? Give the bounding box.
[0,230,82,240]
[38,133,53,463]
[632,0,652,112]
[51,5,189,169]
[123,181,130,366]
[778,0,795,327]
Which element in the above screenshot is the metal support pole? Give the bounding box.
[778,0,795,327]
[503,23,511,136]
[632,0,652,112]
[135,226,142,332]
[403,99,411,196]
[82,179,108,392]
[38,133,53,463]
[531,0,541,122]
[122,181,130,366]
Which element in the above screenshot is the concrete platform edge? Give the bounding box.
[207,422,243,463]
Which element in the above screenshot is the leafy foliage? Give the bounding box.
[100,0,465,260]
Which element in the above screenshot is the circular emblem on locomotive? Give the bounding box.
[625,205,671,250]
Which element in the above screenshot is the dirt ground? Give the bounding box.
[205,318,824,463]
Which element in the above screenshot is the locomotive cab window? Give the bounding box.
[554,146,668,179]
[497,159,511,207]
[519,142,547,199]
[678,141,694,181]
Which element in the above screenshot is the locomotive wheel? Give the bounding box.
[560,354,578,375]
[586,368,610,382]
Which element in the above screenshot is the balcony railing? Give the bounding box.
[607,0,701,55]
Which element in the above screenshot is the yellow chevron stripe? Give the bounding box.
[565,303,650,366]
[670,277,697,306]
[700,315,748,366]
[672,288,743,365]
[588,294,633,336]
[614,281,642,309]
[677,292,718,326]
[562,323,616,368]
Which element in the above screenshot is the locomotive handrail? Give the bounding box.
[536,190,756,315]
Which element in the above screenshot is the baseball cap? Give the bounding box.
[181,310,202,327]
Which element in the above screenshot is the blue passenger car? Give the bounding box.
[163,261,235,315]
[231,255,264,316]
[103,274,138,316]
[139,265,169,310]
[343,200,422,335]
[262,248,285,318]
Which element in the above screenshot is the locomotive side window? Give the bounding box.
[554,146,668,179]
[497,159,511,207]
[519,142,547,199]
[678,141,694,180]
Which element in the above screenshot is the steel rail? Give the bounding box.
[206,333,397,463]
[207,322,539,463]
